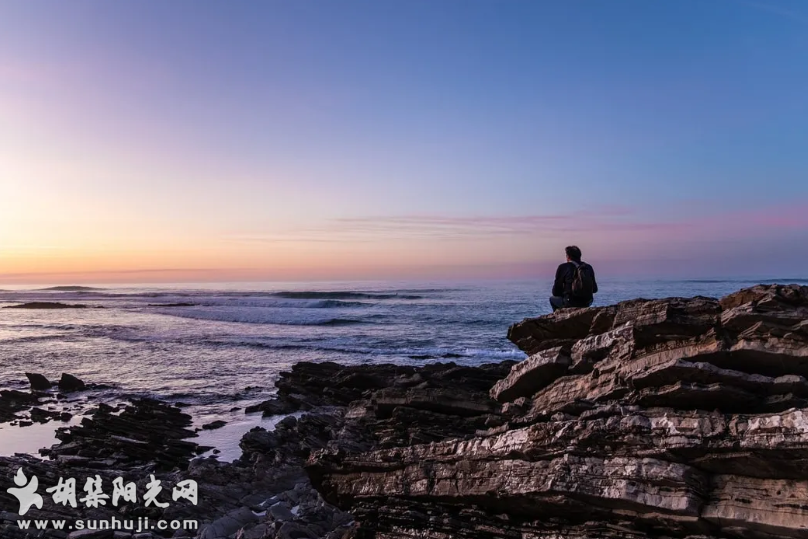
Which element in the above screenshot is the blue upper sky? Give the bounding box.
[1,0,807,282]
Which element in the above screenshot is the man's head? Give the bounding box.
[565,245,582,263]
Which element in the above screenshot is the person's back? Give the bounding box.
[549,246,598,311]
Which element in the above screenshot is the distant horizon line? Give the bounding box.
[1,276,807,290]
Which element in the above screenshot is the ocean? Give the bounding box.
[0,278,802,459]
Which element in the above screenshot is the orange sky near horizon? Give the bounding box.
[3,200,807,284]
[3,2,808,284]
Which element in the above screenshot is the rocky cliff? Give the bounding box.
[308,284,808,538]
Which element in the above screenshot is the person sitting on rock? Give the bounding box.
[549,245,598,311]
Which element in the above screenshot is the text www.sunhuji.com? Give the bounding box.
[16,516,198,533]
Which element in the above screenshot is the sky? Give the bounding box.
[1,0,807,284]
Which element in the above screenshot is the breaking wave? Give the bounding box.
[270,291,423,300]
[149,306,374,326]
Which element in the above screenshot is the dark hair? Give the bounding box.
[565,245,582,262]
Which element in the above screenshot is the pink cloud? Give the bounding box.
[226,201,808,245]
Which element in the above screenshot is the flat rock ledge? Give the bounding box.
[308,284,808,538]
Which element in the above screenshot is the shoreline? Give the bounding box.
[0,374,286,462]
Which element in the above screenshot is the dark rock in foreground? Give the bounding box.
[0,389,40,423]
[42,398,200,470]
[4,359,497,538]
[309,284,808,538]
[29,406,70,423]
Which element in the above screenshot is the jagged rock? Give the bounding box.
[240,426,280,454]
[202,420,227,430]
[275,522,319,538]
[507,307,601,355]
[0,389,39,423]
[198,506,258,539]
[490,346,570,402]
[268,501,295,521]
[308,284,808,539]
[30,406,66,423]
[25,372,53,390]
[41,398,199,470]
[58,373,87,392]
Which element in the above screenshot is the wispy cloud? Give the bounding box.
[223,200,808,244]
[0,268,229,278]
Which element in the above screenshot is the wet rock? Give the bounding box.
[201,420,227,430]
[0,389,39,423]
[240,427,279,454]
[240,525,269,539]
[26,372,53,390]
[30,406,65,423]
[58,373,87,392]
[275,522,319,538]
[268,501,295,521]
[42,398,199,470]
[198,506,257,539]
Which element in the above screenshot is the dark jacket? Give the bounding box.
[552,261,598,306]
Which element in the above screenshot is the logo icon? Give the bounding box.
[6,468,43,516]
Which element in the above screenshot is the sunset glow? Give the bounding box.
[2,1,807,284]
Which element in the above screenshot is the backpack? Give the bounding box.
[570,262,595,298]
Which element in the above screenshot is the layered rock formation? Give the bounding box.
[309,284,808,538]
